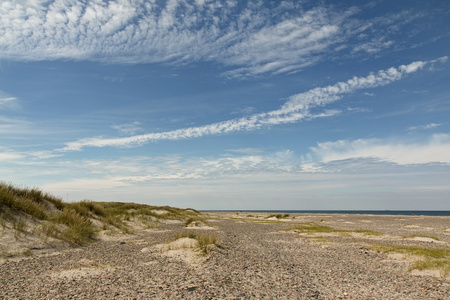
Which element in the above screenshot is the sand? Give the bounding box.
[1,212,449,299]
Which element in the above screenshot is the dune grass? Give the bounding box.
[196,231,218,254]
[369,243,450,276]
[185,216,208,227]
[174,230,218,254]
[287,222,381,236]
[0,182,201,246]
[403,234,440,241]
[267,213,290,219]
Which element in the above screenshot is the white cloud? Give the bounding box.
[42,178,132,191]
[352,37,394,54]
[408,123,442,131]
[0,115,34,134]
[309,134,450,165]
[111,122,143,135]
[58,59,441,151]
[35,150,300,185]
[0,97,16,106]
[0,0,431,78]
[226,148,264,155]
[231,106,255,115]
[0,151,24,161]
[35,147,450,209]
[0,91,19,110]
[1,0,343,77]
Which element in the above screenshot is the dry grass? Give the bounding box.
[13,219,27,239]
[267,214,290,219]
[287,222,381,236]
[174,230,218,254]
[196,231,217,254]
[369,243,450,276]
[185,216,208,227]
[403,234,440,241]
[0,182,201,248]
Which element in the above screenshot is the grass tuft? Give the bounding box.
[0,213,6,229]
[403,234,440,241]
[13,219,27,239]
[196,231,217,254]
[267,214,290,219]
[52,208,95,245]
[173,230,218,254]
[185,216,207,227]
[369,243,450,276]
[40,223,59,240]
[287,222,382,236]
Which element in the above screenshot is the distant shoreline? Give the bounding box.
[202,210,450,216]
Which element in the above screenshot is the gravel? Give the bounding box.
[1,214,449,299]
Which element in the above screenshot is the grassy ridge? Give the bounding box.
[0,182,199,246]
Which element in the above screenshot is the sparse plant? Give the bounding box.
[175,230,197,239]
[172,230,218,254]
[403,234,440,241]
[369,243,450,276]
[53,208,95,245]
[41,223,59,240]
[267,214,290,219]
[413,258,450,277]
[185,216,206,227]
[22,249,32,256]
[121,226,135,234]
[287,222,381,236]
[196,231,217,254]
[0,213,6,229]
[13,219,27,238]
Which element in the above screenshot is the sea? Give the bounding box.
[205,210,450,216]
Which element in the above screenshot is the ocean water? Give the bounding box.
[207,210,450,216]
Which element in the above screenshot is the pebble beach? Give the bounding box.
[1,212,449,299]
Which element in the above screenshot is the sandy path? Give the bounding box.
[1,214,449,299]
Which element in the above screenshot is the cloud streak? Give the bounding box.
[408,123,442,131]
[59,58,446,152]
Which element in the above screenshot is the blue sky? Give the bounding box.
[1,0,449,210]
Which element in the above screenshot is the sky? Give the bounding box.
[0,0,449,210]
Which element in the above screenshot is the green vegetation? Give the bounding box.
[369,244,450,276]
[403,234,440,241]
[196,231,218,254]
[185,216,207,227]
[287,221,448,276]
[13,219,27,239]
[174,230,218,254]
[287,222,381,236]
[0,181,200,246]
[267,213,290,219]
[0,213,6,229]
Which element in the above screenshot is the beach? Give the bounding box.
[1,212,449,299]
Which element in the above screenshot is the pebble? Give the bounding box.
[0,217,449,299]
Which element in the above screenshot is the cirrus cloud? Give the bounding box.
[59,58,445,152]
